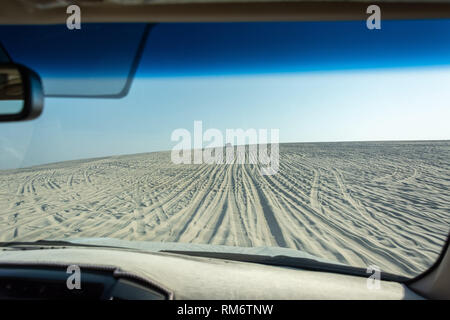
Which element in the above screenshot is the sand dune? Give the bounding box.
[0,141,449,277]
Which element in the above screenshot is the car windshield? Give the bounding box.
[0,20,449,279]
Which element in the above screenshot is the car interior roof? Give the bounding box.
[2,0,450,24]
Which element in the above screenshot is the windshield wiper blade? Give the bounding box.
[0,240,124,250]
[161,250,408,282]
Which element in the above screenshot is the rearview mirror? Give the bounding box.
[0,63,43,122]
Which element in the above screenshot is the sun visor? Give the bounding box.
[0,23,150,98]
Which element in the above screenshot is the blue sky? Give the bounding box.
[1,66,450,170]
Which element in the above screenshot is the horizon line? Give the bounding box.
[3,138,449,172]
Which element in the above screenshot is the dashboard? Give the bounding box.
[0,265,169,300]
[0,247,423,300]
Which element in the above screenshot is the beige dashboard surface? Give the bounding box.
[0,248,423,299]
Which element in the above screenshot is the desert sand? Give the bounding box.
[0,141,449,277]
